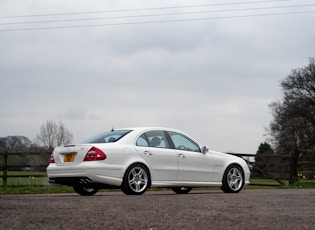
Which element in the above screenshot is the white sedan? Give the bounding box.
[47,127,250,195]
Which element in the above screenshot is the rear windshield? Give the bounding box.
[83,129,132,143]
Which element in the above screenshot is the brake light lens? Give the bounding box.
[50,153,55,163]
[84,147,106,161]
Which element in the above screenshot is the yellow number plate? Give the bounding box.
[64,153,76,162]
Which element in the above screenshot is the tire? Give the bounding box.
[121,164,150,195]
[221,164,244,193]
[172,187,192,194]
[73,183,98,196]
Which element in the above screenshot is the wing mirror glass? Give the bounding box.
[201,146,209,154]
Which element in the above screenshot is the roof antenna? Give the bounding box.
[111,127,114,132]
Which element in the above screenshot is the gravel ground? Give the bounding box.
[1,189,315,230]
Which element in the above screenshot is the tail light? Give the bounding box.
[50,153,55,163]
[84,147,106,161]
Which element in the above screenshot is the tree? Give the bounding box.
[268,58,315,183]
[253,142,274,178]
[36,120,73,149]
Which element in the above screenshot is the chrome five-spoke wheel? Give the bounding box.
[221,165,244,193]
[121,164,150,195]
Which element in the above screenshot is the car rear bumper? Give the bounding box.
[47,163,124,186]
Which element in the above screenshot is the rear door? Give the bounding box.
[134,130,178,182]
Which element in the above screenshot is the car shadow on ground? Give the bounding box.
[95,189,224,196]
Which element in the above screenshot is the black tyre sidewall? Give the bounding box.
[221,164,244,193]
[172,187,192,194]
[121,164,150,195]
[73,183,98,196]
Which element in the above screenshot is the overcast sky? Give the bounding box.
[1,0,314,153]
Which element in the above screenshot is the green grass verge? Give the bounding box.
[282,180,315,189]
[0,171,74,195]
[0,185,74,195]
[247,178,315,189]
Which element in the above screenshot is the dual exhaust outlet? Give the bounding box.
[48,178,92,184]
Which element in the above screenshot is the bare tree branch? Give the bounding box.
[36,120,73,149]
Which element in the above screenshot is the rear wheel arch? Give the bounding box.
[121,162,152,195]
[125,162,152,184]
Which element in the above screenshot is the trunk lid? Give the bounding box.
[52,144,93,166]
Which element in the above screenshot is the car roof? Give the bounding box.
[118,127,183,133]
[118,127,199,143]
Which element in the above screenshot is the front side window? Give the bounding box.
[136,130,169,148]
[83,129,132,143]
[167,131,201,152]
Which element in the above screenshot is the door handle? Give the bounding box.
[144,151,152,156]
[178,153,186,158]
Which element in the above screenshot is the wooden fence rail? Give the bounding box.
[229,152,315,184]
[228,153,290,185]
[0,151,50,186]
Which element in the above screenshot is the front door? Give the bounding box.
[166,131,214,182]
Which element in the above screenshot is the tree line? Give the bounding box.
[36,120,73,149]
[0,121,73,171]
[255,57,315,183]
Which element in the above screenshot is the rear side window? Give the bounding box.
[83,130,132,143]
[136,134,149,147]
[136,130,170,149]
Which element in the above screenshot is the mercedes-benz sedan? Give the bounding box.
[47,127,250,195]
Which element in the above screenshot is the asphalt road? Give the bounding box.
[1,189,315,230]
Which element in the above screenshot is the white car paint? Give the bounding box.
[47,127,250,195]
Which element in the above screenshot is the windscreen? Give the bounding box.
[83,129,132,143]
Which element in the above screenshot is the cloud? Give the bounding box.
[1,0,315,153]
[58,108,87,120]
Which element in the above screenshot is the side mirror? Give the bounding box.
[201,146,209,154]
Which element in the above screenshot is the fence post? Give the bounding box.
[3,151,8,187]
[289,148,299,184]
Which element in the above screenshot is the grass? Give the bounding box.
[1,171,48,186]
[0,171,74,195]
[282,179,315,189]
[247,178,315,189]
[0,185,74,195]
[1,171,315,195]
[246,178,284,189]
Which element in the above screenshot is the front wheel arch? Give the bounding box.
[221,164,245,193]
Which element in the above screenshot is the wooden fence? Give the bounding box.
[229,153,290,185]
[1,151,314,187]
[0,151,50,186]
[229,152,315,185]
